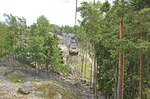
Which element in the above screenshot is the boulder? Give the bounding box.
[54,92,62,99]
[18,81,34,95]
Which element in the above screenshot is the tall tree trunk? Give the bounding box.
[75,0,78,25]
[90,2,97,98]
[139,16,143,99]
[117,52,123,99]
[117,1,124,97]
[89,17,97,98]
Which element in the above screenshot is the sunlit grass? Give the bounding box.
[76,56,93,82]
[145,88,150,99]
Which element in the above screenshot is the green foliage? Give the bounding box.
[27,36,45,63]
[36,16,50,36]
[0,23,10,57]
[61,25,75,33]
[50,24,62,34]
[101,1,111,13]
[0,14,70,75]
[49,24,76,34]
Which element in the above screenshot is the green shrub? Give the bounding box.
[53,64,72,75]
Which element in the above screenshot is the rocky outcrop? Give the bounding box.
[18,81,34,95]
[0,61,95,99]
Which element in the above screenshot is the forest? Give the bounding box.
[76,0,150,99]
[0,0,150,99]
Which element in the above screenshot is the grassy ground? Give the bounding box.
[76,57,92,80]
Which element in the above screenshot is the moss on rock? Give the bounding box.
[11,75,24,84]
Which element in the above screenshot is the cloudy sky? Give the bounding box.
[0,0,112,26]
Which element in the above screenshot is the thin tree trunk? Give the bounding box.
[84,43,88,78]
[114,59,118,99]
[81,49,84,73]
[84,52,87,77]
[90,62,93,88]
[0,47,2,57]
[90,43,93,88]
[122,53,125,99]
[93,41,97,99]
[139,16,143,99]
[140,50,143,99]
[34,61,37,79]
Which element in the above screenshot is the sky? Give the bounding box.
[0,0,112,26]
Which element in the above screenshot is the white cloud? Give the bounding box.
[0,0,112,26]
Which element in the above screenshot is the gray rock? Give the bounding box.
[74,82,81,88]
[18,81,34,95]
[56,93,62,99]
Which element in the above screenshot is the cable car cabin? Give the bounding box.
[69,43,78,55]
